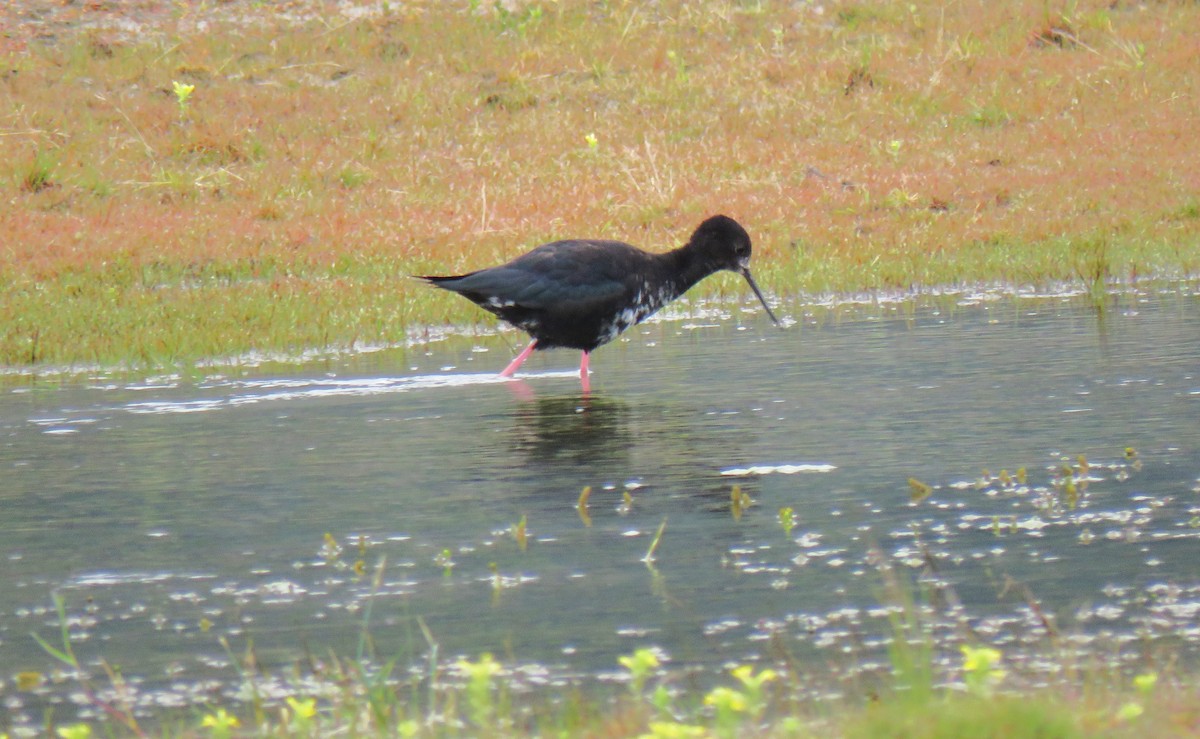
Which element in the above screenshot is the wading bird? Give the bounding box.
[420,215,779,391]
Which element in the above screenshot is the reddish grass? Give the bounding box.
[1,0,1198,366]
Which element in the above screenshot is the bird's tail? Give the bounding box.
[414,274,461,286]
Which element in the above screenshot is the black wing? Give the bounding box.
[421,240,644,314]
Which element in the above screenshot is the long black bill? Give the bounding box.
[740,268,781,326]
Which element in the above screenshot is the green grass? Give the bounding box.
[843,694,1084,739]
[2,0,1199,371]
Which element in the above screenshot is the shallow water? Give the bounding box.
[2,285,1199,726]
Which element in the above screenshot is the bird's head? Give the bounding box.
[688,215,780,326]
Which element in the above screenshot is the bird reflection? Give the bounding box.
[507,392,632,467]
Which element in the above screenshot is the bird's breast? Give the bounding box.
[597,282,678,345]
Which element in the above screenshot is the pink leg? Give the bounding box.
[579,351,591,394]
[500,340,537,378]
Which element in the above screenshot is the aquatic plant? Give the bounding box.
[642,518,668,564]
[908,477,933,504]
[729,484,752,521]
[777,506,796,537]
[512,514,528,552]
[31,594,141,734]
[576,485,593,527]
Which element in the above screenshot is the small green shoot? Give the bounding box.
[1063,475,1078,508]
[31,595,83,682]
[338,166,369,189]
[577,485,593,527]
[1113,38,1146,70]
[908,477,933,503]
[320,532,341,563]
[435,548,455,576]
[492,2,543,36]
[666,49,688,82]
[642,517,667,564]
[513,514,528,551]
[730,484,751,520]
[1126,447,1143,471]
[778,506,796,536]
[22,149,57,193]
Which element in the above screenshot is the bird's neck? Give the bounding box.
[662,245,719,296]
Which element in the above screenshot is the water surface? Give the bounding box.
[2,285,1198,726]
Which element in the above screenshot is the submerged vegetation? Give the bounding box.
[2,0,1199,369]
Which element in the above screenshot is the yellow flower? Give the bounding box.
[640,720,707,738]
[286,696,317,719]
[618,648,660,673]
[172,81,195,105]
[201,708,240,730]
[457,653,502,680]
[961,644,1006,696]
[731,664,777,689]
[56,725,93,739]
[704,686,747,713]
[398,719,420,737]
[1133,672,1158,694]
[961,644,1003,674]
[1116,701,1144,722]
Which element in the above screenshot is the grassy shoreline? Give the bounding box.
[3,0,1199,370]
[16,563,1200,738]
